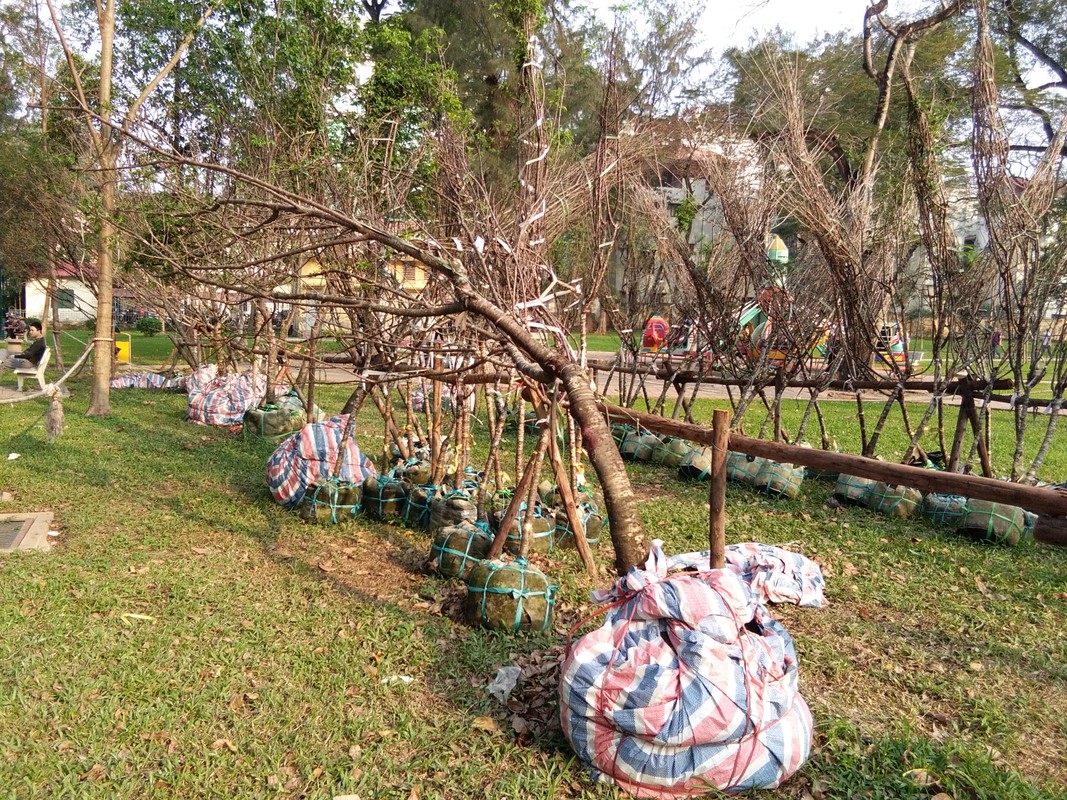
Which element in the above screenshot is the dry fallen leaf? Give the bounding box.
[406,787,421,800]
[903,768,936,786]
[80,764,107,782]
[191,547,210,556]
[211,738,238,753]
[471,716,500,733]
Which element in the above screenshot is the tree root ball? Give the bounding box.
[463,559,557,632]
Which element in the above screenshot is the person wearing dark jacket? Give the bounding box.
[2,321,47,373]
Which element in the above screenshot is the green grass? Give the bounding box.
[0,380,1064,798]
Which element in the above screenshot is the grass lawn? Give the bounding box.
[0,380,1064,798]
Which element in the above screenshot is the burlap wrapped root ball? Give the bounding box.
[430,523,493,579]
[959,499,1027,546]
[463,558,557,632]
[834,473,875,505]
[754,460,804,499]
[299,480,363,524]
[362,474,407,520]
[679,446,716,481]
[864,482,922,518]
[725,451,764,485]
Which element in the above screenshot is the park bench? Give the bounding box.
[13,347,50,391]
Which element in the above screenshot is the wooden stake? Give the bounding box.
[487,428,549,560]
[545,399,598,575]
[709,409,729,569]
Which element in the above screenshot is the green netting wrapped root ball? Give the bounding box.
[679,446,715,481]
[362,474,407,520]
[243,405,301,439]
[725,451,764,485]
[299,479,363,524]
[611,423,635,448]
[864,482,923,519]
[402,482,439,529]
[463,558,557,632]
[834,473,875,505]
[632,433,663,462]
[553,503,605,549]
[429,524,493,580]
[921,493,969,527]
[652,437,693,468]
[618,428,647,461]
[429,491,478,530]
[502,507,556,555]
[959,499,1027,546]
[754,460,805,499]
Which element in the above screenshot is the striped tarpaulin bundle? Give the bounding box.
[109,372,183,390]
[188,371,266,427]
[665,543,827,609]
[560,542,813,797]
[265,415,377,509]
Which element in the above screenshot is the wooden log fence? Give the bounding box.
[600,401,1067,547]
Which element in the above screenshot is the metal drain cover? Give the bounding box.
[0,512,53,553]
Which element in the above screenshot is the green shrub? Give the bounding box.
[83,317,96,331]
[135,316,163,336]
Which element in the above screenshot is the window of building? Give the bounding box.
[57,287,76,309]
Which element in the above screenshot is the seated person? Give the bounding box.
[1,321,47,373]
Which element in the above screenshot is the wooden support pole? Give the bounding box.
[599,401,1067,520]
[961,381,994,477]
[487,428,548,560]
[709,409,729,569]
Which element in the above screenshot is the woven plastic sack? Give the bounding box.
[554,503,605,549]
[864,482,922,518]
[921,493,969,527]
[429,490,478,530]
[561,543,813,796]
[430,523,493,580]
[299,479,363,524]
[110,372,184,390]
[463,558,557,632]
[725,451,763,485]
[678,446,714,481]
[265,415,377,509]
[833,473,875,505]
[754,460,804,499]
[959,500,1026,546]
[665,542,827,609]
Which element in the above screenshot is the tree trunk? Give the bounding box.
[87,147,117,417]
[558,362,647,574]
